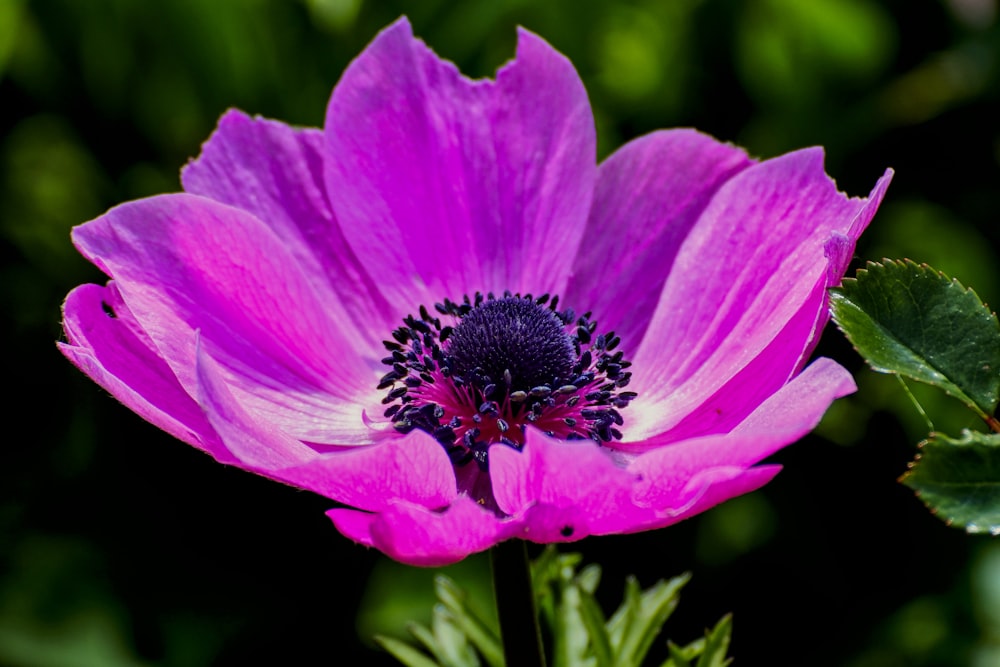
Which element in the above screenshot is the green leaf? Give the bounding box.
[660,615,732,667]
[430,606,481,667]
[552,580,591,667]
[607,576,640,655]
[610,574,690,666]
[375,635,443,667]
[662,638,702,667]
[407,622,443,657]
[531,547,582,637]
[901,430,1000,533]
[434,577,504,667]
[377,576,499,667]
[576,563,602,595]
[830,259,1000,419]
[575,585,613,667]
[695,615,733,667]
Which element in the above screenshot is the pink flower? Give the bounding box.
[60,18,891,566]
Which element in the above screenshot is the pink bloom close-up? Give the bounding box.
[59,17,892,566]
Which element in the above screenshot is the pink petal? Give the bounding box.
[60,282,233,462]
[489,429,786,540]
[181,109,395,351]
[842,168,893,252]
[327,508,378,548]
[565,130,753,346]
[627,358,855,502]
[328,496,518,567]
[490,429,639,542]
[730,357,856,435]
[193,338,329,468]
[651,270,829,442]
[72,193,382,444]
[195,344,458,512]
[484,358,851,541]
[623,465,782,533]
[324,17,595,308]
[628,150,887,439]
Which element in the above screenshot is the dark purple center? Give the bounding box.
[377,292,638,470]
[445,296,576,396]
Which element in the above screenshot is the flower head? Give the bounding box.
[60,18,892,566]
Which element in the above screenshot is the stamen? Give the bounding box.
[377,293,638,475]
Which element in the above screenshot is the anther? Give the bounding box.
[377,292,639,467]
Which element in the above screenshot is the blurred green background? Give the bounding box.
[3,0,1000,665]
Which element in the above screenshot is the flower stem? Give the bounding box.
[491,539,546,667]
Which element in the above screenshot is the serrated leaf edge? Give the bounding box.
[830,258,1000,422]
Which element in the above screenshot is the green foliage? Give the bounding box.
[375,574,503,667]
[663,615,732,667]
[830,259,1000,419]
[738,0,894,108]
[833,260,1000,534]
[380,547,733,667]
[902,431,1000,534]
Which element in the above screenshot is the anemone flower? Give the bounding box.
[60,17,891,567]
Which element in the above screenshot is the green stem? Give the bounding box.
[491,539,546,667]
[894,375,934,432]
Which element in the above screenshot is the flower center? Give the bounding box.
[446,296,576,399]
[378,292,637,470]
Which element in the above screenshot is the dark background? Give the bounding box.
[3,0,1000,665]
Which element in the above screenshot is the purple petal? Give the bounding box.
[623,465,782,533]
[637,170,891,443]
[328,495,518,567]
[324,17,595,308]
[489,428,786,540]
[72,193,382,444]
[827,168,893,282]
[193,338,327,468]
[565,130,753,346]
[628,151,888,440]
[651,271,829,441]
[195,343,458,512]
[490,429,638,542]
[588,359,852,532]
[488,358,851,540]
[181,109,395,351]
[628,358,855,499]
[60,282,233,462]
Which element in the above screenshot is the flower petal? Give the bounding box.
[629,150,888,439]
[71,193,382,444]
[633,170,891,443]
[829,168,894,279]
[490,429,638,542]
[486,358,850,541]
[328,496,517,567]
[324,17,596,307]
[60,282,232,462]
[625,465,782,533]
[195,343,457,512]
[628,358,855,504]
[489,429,786,540]
[565,130,753,346]
[648,269,830,442]
[181,109,395,351]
